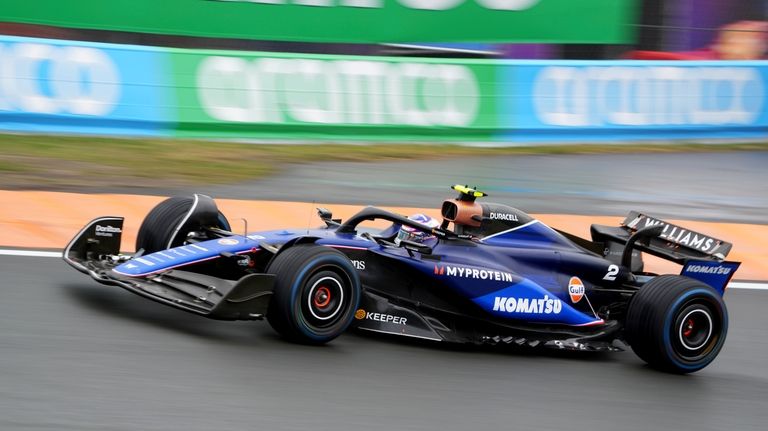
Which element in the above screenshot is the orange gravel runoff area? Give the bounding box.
[1,190,766,281]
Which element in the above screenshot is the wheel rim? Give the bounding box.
[678,309,713,351]
[306,276,344,321]
[671,300,722,362]
[298,267,354,333]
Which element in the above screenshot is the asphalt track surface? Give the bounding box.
[2,255,767,431]
[2,151,767,430]
[196,151,768,224]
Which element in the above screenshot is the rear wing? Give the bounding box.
[591,211,733,265]
[591,212,740,292]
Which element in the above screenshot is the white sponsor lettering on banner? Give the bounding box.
[214,0,540,11]
[532,66,764,127]
[197,56,480,127]
[0,42,120,116]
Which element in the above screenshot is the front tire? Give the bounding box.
[136,195,230,253]
[625,275,728,373]
[266,245,361,344]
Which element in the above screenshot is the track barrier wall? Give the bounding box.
[1,35,767,143]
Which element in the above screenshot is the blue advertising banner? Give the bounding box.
[0,36,171,136]
[500,60,768,141]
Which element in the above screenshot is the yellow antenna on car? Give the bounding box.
[451,184,488,202]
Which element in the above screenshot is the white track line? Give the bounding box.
[0,249,62,258]
[727,282,768,290]
[1,248,767,290]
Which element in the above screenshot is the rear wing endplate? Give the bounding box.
[680,260,741,294]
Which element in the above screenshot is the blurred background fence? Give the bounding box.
[1,0,767,143]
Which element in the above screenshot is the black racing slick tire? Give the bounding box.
[625,275,728,374]
[135,195,230,254]
[266,245,361,344]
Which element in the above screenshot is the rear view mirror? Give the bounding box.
[398,239,433,255]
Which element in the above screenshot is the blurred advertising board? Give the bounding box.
[2,36,767,142]
[169,50,500,140]
[0,36,172,135]
[0,35,499,140]
[500,61,768,141]
[1,0,635,44]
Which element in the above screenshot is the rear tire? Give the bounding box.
[136,195,230,253]
[625,275,728,373]
[266,245,361,344]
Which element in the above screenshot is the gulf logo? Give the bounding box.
[568,276,585,303]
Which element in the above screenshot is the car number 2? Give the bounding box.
[603,264,619,281]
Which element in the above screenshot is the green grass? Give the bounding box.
[1,133,767,189]
[0,159,31,173]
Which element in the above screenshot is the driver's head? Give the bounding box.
[396,213,439,244]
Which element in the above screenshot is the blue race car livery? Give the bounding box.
[64,185,739,373]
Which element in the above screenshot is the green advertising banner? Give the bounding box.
[1,0,635,44]
[168,49,499,140]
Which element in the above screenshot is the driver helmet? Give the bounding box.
[396,213,440,244]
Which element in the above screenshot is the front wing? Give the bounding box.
[63,217,274,321]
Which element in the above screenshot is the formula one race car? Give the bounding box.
[64,185,740,373]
